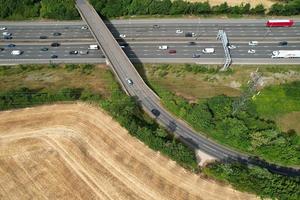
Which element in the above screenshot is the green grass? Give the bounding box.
[254,81,300,118]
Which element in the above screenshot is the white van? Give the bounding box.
[88,45,99,50]
[202,48,215,54]
[11,50,22,56]
[248,41,258,46]
[159,45,168,50]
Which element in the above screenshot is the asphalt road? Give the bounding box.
[76,0,300,176]
[1,19,300,42]
[1,42,300,62]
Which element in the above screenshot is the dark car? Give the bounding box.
[4,36,12,40]
[151,109,160,117]
[153,24,160,29]
[7,44,16,48]
[69,50,78,55]
[188,41,196,45]
[41,47,48,51]
[51,42,60,47]
[53,32,62,36]
[0,48,4,51]
[278,41,288,46]
[192,53,200,58]
[40,35,48,39]
[51,55,58,59]
[168,49,176,54]
[185,32,193,37]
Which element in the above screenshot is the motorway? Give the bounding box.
[1,20,300,41]
[76,0,300,176]
[1,20,300,64]
[1,42,300,60]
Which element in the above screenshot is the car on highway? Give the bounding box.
[248,49,256,54]
[153,24,160,29]
[192,53,200,58]
[4,35,12,40]
[51,42,60,47]
[7,44,16,48]
[184,32,196,37]
[11,50,22,56]
[119,34,126,38]
[248,41,258,46]
[228,45,236,49]
[51,55,58,59]
[0,27,7,30]
[0,48,4,51]
[158,45,168,50]
[2,32,12,36]
[126,78,133,85]
[69,50,78,55]
[53,32,62,36]
[81,26,88,30]
[188,41,196,45]
[79,50,89,55]
[41,47,49,51]
[168,49,176,54]
[176,29,183,34]
[151,109,160,117]
[278,41,288,46]
[40,36,48,39]
[202,48,215,54]
[89,44,99,50]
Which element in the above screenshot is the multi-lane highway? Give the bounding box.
[75,0,300,176]
[1,42,300,59]
[1,19,300,64]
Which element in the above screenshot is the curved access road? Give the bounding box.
[75,0,300,176]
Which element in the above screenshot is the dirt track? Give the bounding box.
[0,103,257,200]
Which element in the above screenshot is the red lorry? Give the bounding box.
[266,19,294,27]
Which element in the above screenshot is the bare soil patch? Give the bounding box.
[0,103,257,200]
[277,112,300,134]
[186,0,275,8]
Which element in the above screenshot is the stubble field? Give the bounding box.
[0,103,257,200]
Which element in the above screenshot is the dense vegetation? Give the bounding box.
[1,0,300,20]
[150,82,300,166]
[1,64,299,199]
[0,0,79,20]
[204,162,300,200]
[0,64,198,171]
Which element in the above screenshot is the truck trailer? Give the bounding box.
[266,19,294,27]
[271,50,300,58]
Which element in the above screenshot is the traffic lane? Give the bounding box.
[0,45,103,59]
[0,29,92,41]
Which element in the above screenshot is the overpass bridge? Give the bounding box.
[75,0,300,176]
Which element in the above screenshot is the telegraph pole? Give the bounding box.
[232,68,264,115]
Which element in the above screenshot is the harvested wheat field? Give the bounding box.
[0,103,257,200]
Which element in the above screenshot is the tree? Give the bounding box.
[250,4,265,15]
[170,0,189,15]
[149,0,172,15]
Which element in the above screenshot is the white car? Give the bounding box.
[176,29,183,34]
[228,45,236,49]
[2,32,11,36]
[158,45,168,50]
[81,26,88,30]
[249,41,258,46]
[127,78,133,85]
[248,49,256,54]
[119,34,126,38]
[11,50,22,56]
[0,27,7,30]
[79,50,89,55]
[202,48,215,54]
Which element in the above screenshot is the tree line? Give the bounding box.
[91,0,300,17]
[0,0,79,20]
[1,0,300,20]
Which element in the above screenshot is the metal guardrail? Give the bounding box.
[217,30,231,71]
